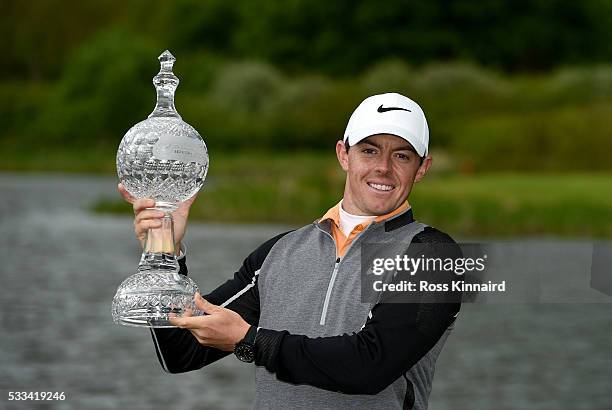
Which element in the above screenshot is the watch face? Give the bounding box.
[235,342,255,363]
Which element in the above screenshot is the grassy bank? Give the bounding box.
[411,174,612,238]
[90,152,612,239]
[0,142,117,174]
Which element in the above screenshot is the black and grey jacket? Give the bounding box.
[151,208,461,409]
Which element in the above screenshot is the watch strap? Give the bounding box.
[241,325,257,345]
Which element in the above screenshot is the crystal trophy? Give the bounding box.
[112,50,209,327]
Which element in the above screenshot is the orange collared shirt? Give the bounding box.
[319,201,410,258]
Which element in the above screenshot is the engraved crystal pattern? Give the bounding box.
[112,50,207,327]
[117,117,207,211]
[112,271,200,327]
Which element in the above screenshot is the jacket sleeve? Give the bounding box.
[254,227,462,394]
[150,232,291,373]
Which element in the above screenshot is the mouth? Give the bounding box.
[367,182,395,192]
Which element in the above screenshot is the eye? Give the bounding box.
[395,152,411,161]
[362,148,377,155]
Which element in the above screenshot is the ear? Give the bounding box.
[336,140,349,172]
[414,155,432,183]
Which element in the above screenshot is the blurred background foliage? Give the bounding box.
[1,0,611,233]
[3,0,612,172]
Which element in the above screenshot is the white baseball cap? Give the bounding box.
[343,92,429,156]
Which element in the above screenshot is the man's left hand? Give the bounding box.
[170,294,251,352]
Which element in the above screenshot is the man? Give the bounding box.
[120,92,461,409]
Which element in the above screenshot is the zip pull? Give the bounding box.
[320,257,342,325]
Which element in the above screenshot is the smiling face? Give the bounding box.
[336,134,432,216]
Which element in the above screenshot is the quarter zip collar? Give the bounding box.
[319,200,411,227]
[317,201,412,257]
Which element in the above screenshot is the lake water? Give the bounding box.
[0,173,610,410]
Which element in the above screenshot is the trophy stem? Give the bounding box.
[138,212,179,273]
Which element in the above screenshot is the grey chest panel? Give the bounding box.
[257,221,426,336]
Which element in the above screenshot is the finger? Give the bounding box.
[135,209,166,224]
[117,183,136,204]
[170,315,191,328]
[135,219,163,236]
[133,198,156,214]
[195,294,218,314]
[175,193,198,217]
[184,192,199,207]
[173,316,205,330]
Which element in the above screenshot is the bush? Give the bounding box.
[175,52,225,93]
[210,60,285,114]
[267,78,363,149]
[415,62,511,115]
[543,65,612,105]
[0,82,50,139]
[452,103,612,171]
[184,67,363,151]
[361,59,417,96]
[179,61,284,149]
[32,28,157,145]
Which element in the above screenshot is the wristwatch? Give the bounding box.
[234,325,257,363]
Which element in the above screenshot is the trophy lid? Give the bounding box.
[149,50,182,119]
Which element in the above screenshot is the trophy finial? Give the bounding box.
[149,50,181,119]
[158,50,176,71]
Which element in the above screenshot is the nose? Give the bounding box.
[374,153,392,175]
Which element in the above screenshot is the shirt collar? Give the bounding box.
[320,200,411,228]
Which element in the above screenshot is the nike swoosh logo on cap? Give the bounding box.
[377,105,411,113]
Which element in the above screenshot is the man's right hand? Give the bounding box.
[118,183,198,252]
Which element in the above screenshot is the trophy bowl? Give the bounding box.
[116,116,208,213]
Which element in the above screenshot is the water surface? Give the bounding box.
[0,173,609,409]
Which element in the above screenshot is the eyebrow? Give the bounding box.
[360,140,416,153]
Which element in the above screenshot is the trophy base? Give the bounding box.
[114,306,196,328]
[112,271,201,329]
